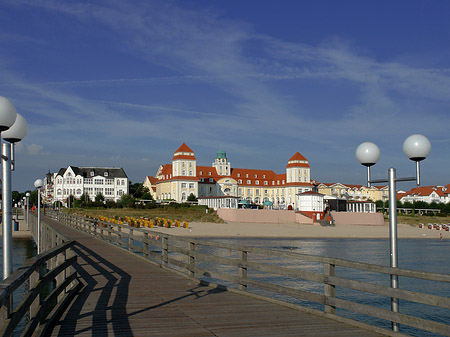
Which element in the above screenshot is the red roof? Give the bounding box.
[174,143,194,153]
[288,152,308,161]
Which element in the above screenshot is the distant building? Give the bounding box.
[45,166,129,205]
[398,185,450,204]
[147,143,314,209]
[316,182,388,202]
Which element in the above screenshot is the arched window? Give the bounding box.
[181,192,186,201]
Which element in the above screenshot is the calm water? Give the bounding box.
[0,238,36,336]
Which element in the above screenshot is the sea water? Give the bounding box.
[0,238,36,336]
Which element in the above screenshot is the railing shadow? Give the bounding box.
[49,242,132,336]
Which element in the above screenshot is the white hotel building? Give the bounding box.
[45,166,129,205]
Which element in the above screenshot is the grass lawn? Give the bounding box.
[65,206,225,223]
[390,214,450,226]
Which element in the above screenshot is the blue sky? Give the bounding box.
[0,0,449,192]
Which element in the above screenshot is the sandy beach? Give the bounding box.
[143,221,446,240]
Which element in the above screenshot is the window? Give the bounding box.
[256,181,259,185]
[238,179,242,184]
[209,172,212,176]
[104,172,108,177]
[181,183,187,188]
[189,183,194,189]
[264,189,268,195]
[264,181,268,185]
[90,171,94,177]
[199,171,203,175]
[247,189,251,195]
[247,180,251,184]
[246,174,249,178]
[85,178,93,185]
[189,170,193,176]
[238,188,242,196]
[200,178,204,182]
[263,175,266,178]
[94,179,104,185]
[209,178,213,182]
[105,188,114,196]
[237,173,241,177]
[182,170,186,175]
[254,174,257,178]
[106,179,114,185]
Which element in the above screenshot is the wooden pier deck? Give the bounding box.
[43,216,385,337]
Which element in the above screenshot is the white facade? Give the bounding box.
[49,166,129,205]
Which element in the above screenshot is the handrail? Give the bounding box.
[50,210,450,337]
[0,215,82,337]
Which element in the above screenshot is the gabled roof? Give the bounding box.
[56,166,128,179]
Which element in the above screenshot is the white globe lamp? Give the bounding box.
[355,142,381,167]
[3,113,28,143]
[403,134,431,162]
[0,96,17,132]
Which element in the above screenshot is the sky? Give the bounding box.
[0,0,449,192]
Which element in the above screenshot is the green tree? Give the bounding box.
[95,193,105,203]
[187,193,197,202]
[119,194,136,208]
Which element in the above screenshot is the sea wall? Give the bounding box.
[217,209,313,224]
[331,212,384,225]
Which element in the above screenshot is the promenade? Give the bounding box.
[41,215,385,336]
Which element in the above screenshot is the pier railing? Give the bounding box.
[0,215,82,337]
[51,210,449,337]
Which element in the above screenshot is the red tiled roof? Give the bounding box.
[172,154,196,160]
[146,176,157,184]
[174,143,194,153]
[288,152,308,161]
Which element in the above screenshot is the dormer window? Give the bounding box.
[237,173,241,177]
[104,172,108,177]
[209,172,212,176]
[199,171,203,175]
[254,174,257,178]
[90,171,94,177]
[256,180,259,185]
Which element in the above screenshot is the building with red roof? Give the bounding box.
[147,143,314,209]
[399,185,450,204]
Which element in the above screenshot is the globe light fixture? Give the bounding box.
[2,113,28,143]
[355,134,431,332]
[0,96,18,132]
[355,142,381,187]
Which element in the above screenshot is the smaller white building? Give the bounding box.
[198,196,240,210]
[49,166,129,205]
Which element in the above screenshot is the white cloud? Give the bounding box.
[26,144,44,155]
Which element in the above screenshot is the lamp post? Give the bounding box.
[0,97,21,281]
[356,134,431,332]
[34,179,44,254]
[26,192,30,229]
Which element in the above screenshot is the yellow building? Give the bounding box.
[316,182,388,202]
[148,143,314,209]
